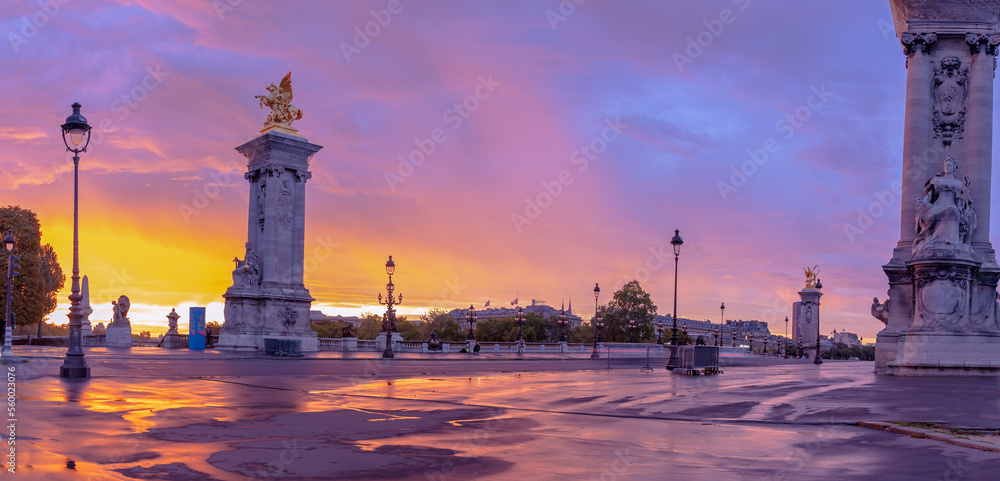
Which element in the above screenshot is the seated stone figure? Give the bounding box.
[231,242,262,288]
[426,331,443,351]
[108,295,131,328]
[913,155,976,258]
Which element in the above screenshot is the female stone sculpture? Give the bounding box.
[913,155,976,257]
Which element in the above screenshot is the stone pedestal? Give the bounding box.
[161,308,185,349]
[877,1,1000,375]
[797,288,822,360]
[105,325,132,348]
[218,130,322,353]
[342,337,357,351]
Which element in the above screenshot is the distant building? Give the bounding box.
[832,330,862,348]
[447,299,584,327]
[309,311,362,327]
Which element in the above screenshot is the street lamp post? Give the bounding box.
[628,317,636,343]
[591,283,601,359]
[558,309,568,343]
[656,320,663,344]
[748,332,755,354]
[59,102,92,379]
[814,279,824,365]
[466,305,477,341]
[714,326,720,347]
[515,306,525,341]
[666,229,683,369]
[731,331,736,347]
[3,231,18,356]
[377,255,401,359]
[784,316,789,359]
[681,322,688,345]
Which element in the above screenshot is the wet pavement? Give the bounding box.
[10,347,1000,480]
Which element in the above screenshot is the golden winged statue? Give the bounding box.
[255,72,303,132]
[803,265,819,289]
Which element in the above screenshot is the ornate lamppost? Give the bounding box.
[59,103,92,378]
[558,309,568,342]
[748,332,755,354]
[377,255,401,359]
[731,330,736,347]
[681,322,688,345]
[666,229,683,369]
[656,320,664,344]
[784,316,790,359]
[628,317,637,343]
[515,306,525,341]
[714,326,720,347]
[813,279,824,364]
[465,305,477,341]
[591,283,601,359]
[720,302,725,326]
[3,231,18,356]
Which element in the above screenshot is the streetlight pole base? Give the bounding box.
[60,354,90,378]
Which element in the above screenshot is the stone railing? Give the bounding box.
[316,338,595,353]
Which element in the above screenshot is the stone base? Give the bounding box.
[105,325,132,348]
[874,332,899,374]
[342,337,357,351]
[161,332,186,349]
[885,331,1000,376]
[215,330,318,352]
[218,290,318,353]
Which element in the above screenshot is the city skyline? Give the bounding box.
[0,1,976,341]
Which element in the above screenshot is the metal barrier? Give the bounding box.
[604,344,670,371]
[263,338,303,357]
[677,345,720,374]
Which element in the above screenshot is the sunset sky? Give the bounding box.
[0,1,970,340]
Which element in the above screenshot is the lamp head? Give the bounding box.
[61,102,92,150]
[3,230,13,252]
[385,255,395,276]
[670,229,683,256]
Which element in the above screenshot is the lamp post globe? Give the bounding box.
[59,102,92,379]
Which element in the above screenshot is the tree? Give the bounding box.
[419,309,465,342]
[0,206,64,330]
[37,244,65,336]
[355,312,382,340]
[601,280,657,342]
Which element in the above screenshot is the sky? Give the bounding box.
[0,0,972,340]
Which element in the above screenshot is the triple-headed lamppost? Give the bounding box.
[515,306,525,341]
[4,231,19,356]
[60,103,92,378]
[465,305,477,341]
[590,283,601,359]
[377,255,401,359]
[666,229,683,370]
[558,309,568,342]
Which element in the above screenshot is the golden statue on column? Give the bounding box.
[255,71,303,134]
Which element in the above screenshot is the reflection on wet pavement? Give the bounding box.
[12,354,1000,480]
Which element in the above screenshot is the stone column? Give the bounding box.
[965,33,999,262]
[897,32,937,253]
[219,130,323,352]
[797,288,822,360]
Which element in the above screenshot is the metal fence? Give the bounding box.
[604,344,671,371]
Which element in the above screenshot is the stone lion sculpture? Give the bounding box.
[109,295,131,327]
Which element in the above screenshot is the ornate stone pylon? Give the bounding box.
[876,1,1000,375]
[218,73,321,352]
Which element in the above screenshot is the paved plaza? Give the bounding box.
[10,348,1000,480]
